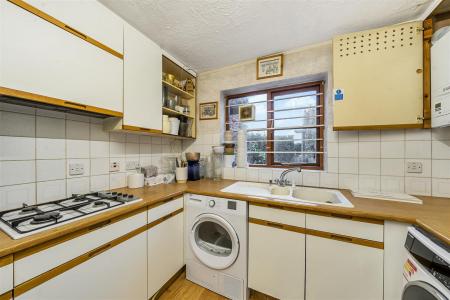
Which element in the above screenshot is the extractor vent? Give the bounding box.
[335,23,422,58]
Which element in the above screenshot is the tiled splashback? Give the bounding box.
[186,42,450,198]
[0,103,182,211]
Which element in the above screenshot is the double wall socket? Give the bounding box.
[110,161,120,172]
[69,163,84,176]
[407,161,423,173]
[126,160,140,171]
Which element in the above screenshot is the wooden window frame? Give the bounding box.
[225,81,324,170]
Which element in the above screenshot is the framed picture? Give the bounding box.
[239,104,255,122]
[199,102,218,120]
[257,53,283,80]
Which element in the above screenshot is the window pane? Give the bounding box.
[274,129,318,164]
[228,94,267,140]
[247,132,267,165]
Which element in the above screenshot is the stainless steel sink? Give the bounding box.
[220,181,353,208]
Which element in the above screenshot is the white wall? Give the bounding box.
[185,42,450,197]
[0,103,182,211]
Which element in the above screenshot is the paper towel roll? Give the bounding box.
[128,173,144,188]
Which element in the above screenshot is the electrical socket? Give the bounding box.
[407,161,423,173]
[69,163,84,176]
[110,161,120,172]
[126,160,140,171]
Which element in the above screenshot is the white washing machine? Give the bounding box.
[184,194,247,300]
[402,226,449,300]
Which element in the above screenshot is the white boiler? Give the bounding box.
[431,26,450,127]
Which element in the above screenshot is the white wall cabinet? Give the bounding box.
[305,235,383,300]
[124,24,162,131]
[248,222,306,300]
[147,212,184,298]
[16,232,147,300]
[0,0,123,113]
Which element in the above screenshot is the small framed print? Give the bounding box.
[239,104,255,122]
[257,53,283,80]
[199,102,218,120]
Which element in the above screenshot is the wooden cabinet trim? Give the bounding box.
[306,210,384,225]
[0,255,12,268]
[250,217,384,249]
[147,208,183,230]
[7,0,123,59]
[0,291,12,300]
[14,224,148,297]
[14,207,147,261]
[250,202,306,214]
[423,18,433,128]
[0,86,123,118]
[333,124,423,131]
[121,125,162,135]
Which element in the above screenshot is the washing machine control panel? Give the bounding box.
[208,200,216,207]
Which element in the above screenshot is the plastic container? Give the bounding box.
[212,146,224,181]
[169,117,180,135]
[162,115,170,133]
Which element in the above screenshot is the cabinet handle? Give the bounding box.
[64,25,87,39]
[64,101,87,109]
[139,127,149,132]
[88,243,112,258]
[266,222,284,229]
[330,234,353,243]
[330,213,353,220]
[88,220,111,231]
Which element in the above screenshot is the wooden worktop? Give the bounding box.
[0,179,449,257]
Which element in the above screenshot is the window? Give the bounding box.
[225,81,324,170]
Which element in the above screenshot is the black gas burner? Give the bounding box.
[72,194,87,202]
[19,203,38,215]
[93,201,110,208]
[30,211,62,225]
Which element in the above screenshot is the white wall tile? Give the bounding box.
[37,180,66,203]
[66,159,90,178]
[235,168,247,180]
[381,130,404,141]
[110,173,127,189]
[381,159,404,176]
[36,116,65,139]
[432,160,450,179]
[381,176,405,193]
[405,177,431,196]
[303,171,320,187]
[91,158,110,176]
[36,109,65,119]
[327,142,339,157]
[0,103,35,115]
[90,123,109,141]
[358,142,380,158]
[359,158,380,175]
[338,142,358,158]
[90,175,109,192]
[66,113,90,123]
[110,142,126,157]
[0,111,35,137]
[320,172,338,188]
[431,127,450,140]
[0,183,36,210]
[110,132,126,142]
[66,120,90,140]
[339,131,358,142]
[327,157,338,173]
[0,161,35,186]
[405,129,431,141]
[358,131,380,142]
[381,141,404,159]
[358,175,380,192]
[223,167,235,180]
[36,159,66,181]
[36,138,65,159]
[139,143,152,156]
[339,174,358,191]
[90,141,109,158]
[126,134,140,143]
[432,140,450,159]
[338,158,358,174]
[126,143,140,157]
[67,139,90,158]
[405,141,431,159]
[0,136,35,161]
[432,178,450,197]
[258,168,272,183]
[246,168,259,182]
[67,177,90,196]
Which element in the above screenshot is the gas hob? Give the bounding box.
[0,192,142,239]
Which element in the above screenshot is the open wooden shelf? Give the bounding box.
[161,133,195,140]
[162,80,194,99]
[162,107,193,119]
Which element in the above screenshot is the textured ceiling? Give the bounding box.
[100,0,438,72]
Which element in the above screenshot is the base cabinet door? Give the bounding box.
[306,235,383,300]
[147,212,184,298]
[248,223,305,299]
[15,232,147,300]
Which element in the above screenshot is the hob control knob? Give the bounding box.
[208,200,215,207]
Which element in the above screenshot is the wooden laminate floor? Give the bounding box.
[158,272,275,300]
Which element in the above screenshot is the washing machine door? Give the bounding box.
[190,213,239,270]
[402,281,448,300]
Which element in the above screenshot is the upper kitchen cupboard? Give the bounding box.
[333,21,424,130]
[0,0,123,116]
